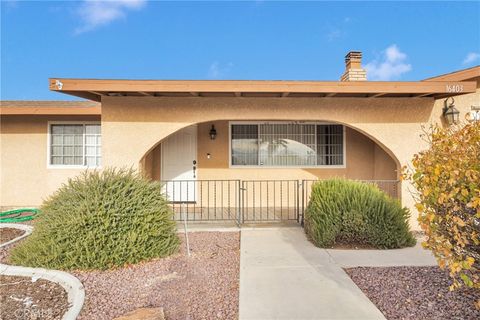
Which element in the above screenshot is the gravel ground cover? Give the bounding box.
[0,237,24,263]
[73,231,240,320]
[0,275,68,320]
[0,228,25,245]
[345,266,480,320]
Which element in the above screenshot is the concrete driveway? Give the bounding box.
[239,227,386,320]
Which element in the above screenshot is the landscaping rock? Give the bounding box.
[74,231,240,320]
[345,266,480,320]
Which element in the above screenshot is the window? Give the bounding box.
[230,123,344,167]
[49,123,101,167]
[231,124,258,165]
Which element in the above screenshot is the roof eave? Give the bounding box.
[49,78,477,102]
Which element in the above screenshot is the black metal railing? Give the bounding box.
[161,179,399,224]
[241,180,300,223]
[161,180,241,222]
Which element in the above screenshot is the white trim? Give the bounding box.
[228,121,347,169]
[47,121,101,169]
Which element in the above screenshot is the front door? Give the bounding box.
[161,125,197,202]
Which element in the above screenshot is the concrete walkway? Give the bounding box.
[239,227,386,320]
[326,240,436,268]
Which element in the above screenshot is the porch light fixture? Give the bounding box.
[209,125,217,140]
[442,97,460,125]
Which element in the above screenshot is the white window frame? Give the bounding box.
[229,121,347,169]
[47,121,101,169]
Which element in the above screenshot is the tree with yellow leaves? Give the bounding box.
[405,122,479,307]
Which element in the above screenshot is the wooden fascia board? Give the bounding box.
[423,66,480,82]
[0,107,101,115]
[49,78,477,95]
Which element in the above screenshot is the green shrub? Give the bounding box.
[304,179,415,249]
[10,168,179,270]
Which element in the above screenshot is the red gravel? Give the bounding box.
[73,231,240,320]
[345,266,480,320]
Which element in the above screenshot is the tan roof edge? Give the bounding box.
[0,106,101,115]
[49,78,477,102]
[423,65,480,82]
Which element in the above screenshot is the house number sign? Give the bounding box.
[446,84,464,93]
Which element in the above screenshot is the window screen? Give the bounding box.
[50,124,101,166]
[231,123,344,167]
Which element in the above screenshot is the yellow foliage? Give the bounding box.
[404,122,480,296]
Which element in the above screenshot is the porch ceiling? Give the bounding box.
[49,78,477,102]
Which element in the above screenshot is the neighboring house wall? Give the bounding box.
[0,115,100,208]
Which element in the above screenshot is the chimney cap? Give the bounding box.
[345,51,362,62]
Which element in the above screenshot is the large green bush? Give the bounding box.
[10,168,179,270]
[304,179,415,249]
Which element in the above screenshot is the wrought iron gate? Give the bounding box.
[161,179,399,224]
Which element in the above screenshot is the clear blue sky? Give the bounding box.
[1,1,479,100]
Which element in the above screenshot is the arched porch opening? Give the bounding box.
[139,120,401,199]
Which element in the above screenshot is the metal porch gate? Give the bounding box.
[161,179,399,224]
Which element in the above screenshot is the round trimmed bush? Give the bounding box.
[10,168,179,270]
[304,179,415,249]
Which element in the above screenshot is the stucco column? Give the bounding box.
[351,123,428,230]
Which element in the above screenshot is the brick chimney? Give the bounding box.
[340,51,367,81]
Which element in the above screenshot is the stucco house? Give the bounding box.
[1,52,479,228]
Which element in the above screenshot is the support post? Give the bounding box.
[182,203,191,257]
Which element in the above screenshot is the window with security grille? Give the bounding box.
[231,123,344,167]
[231,124,259,165]
[49,123,101,167]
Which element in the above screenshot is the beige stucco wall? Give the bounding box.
[100,90,479,229]
[0,115,100,208]
[1,86,478,229]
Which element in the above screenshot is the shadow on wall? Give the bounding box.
[101,96,435,124]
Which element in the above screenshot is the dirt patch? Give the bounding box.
[0,228,25,245]
[73,231,240,320]
[345,266,480,320]
[0,275,68,320]
[0,237,25,264]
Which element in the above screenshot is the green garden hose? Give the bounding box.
[0,208,39,223]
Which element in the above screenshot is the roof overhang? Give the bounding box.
[0,101,101,115]
[423,65,480,82]
[49,78,477,102]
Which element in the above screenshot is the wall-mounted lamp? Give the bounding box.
[442,97,460,125]
[209,125,217,140]
[207,153,211,159]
